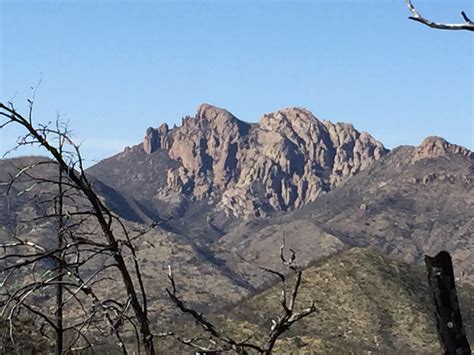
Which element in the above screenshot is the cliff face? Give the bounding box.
[142,104,388,218]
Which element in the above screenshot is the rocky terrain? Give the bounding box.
[4,105,472,291]
[91,104,387,220]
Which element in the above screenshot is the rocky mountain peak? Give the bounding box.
[413,136,473,162]
[141,105,388,218]
[197,103,238,124]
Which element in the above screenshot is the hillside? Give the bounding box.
[0,157,253,322]
[6,247,472,353]
[160,248,474,353]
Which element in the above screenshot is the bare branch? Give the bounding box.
[406,0,474,31]
[166,245,316,354]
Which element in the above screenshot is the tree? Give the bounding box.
[0,99,156,354]
[405,0,474,32]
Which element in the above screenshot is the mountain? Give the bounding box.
[86,104,473,287]
[88,104,387,222]
[213,135,474,288]
[1,104,473,352]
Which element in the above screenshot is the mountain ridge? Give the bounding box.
[92,103,388,220]
[85,104,473,287]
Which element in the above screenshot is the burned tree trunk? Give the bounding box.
[425,251,471,355]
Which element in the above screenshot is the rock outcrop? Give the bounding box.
[412,136,473,162]
[143,104,388,218]
[143,123,172,154]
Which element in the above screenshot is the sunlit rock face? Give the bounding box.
[143,104,388,218]
[412,136,473,162]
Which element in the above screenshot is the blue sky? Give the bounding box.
[1,0,472,165]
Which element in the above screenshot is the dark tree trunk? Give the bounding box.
[55,153,64,355]
[425,251,471,355]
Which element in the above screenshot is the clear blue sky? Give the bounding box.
[1,0,472,165]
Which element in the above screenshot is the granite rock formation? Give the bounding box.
[412,136,473,162]
[143,104,388,218]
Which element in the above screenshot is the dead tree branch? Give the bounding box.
[406,0,474,32]
[166,245,316,354]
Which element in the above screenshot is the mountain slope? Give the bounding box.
[296,136,474,283]
[0,156,253,320]
[161,248,474,353]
